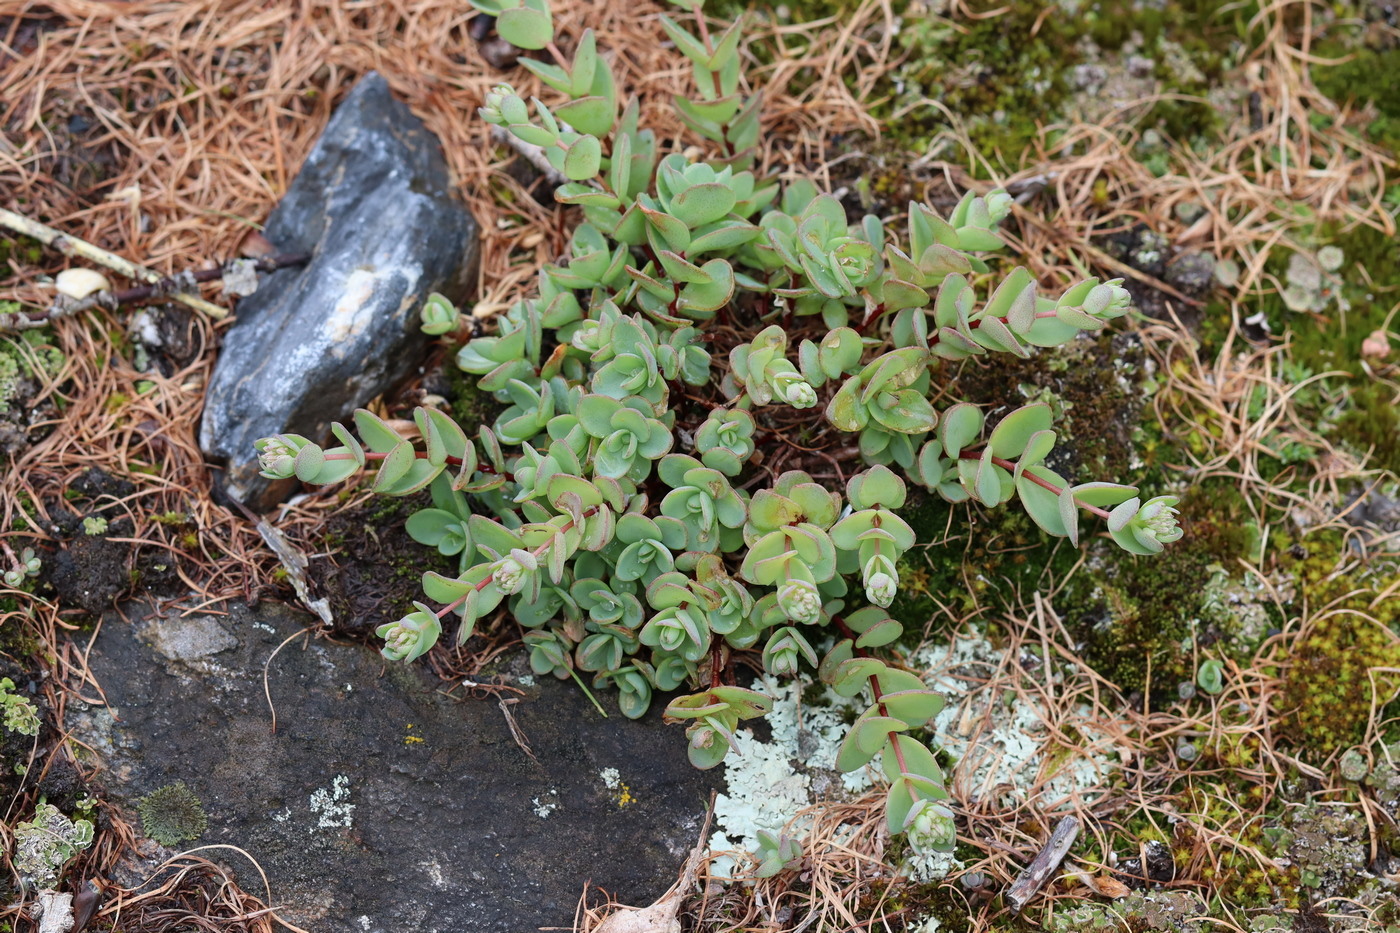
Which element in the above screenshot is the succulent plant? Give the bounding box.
[252,0,1182,858]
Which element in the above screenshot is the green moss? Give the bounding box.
[446,363,504,432]
[725,0,1252,177]
[1311,45,1400,150]
[1060,481,1256,701]
[1271,528,1400,755]
[138,781,207,846]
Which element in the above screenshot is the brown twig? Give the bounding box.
[0,253,309,332]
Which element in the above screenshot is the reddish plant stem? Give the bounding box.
[832,616,914,782]
[690,4,735,159]
[433,508,597,618]
[324,450,501,476]
[957,451,1111,518]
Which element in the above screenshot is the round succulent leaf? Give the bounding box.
[671,183,737,228]
[495,5,553,50]
[854,618,903,648]
[641,205,692,252]
[421,570,475,605]
[616,677,653,720]
[1111,522,1166,555]
[973,314,1028,357]
[987,266,1037,332]
[874,666,926,695]
[556,94,616,138]
[915,441,945,487]
[853,715,908,757]
[1016,465,1071,538]
[829,511,875,551]
[988,404,1053,459]
[974,447,1001,505]
[1014,428,1057,479]
[330,422,366,467]
[884,734,945,785]
[884,778,917,834]
[709,685,773,719]
[824,375,868,432]
[687,220,761,254]
[881,689,944,728]
[831,657,885,698]
[817,638,855,685]
[309,457,361,485]
[1022,313,1081,347]
[685,721,731,769]
[678,259,736,313]
[869,388,937,435]
[406,508,466,551]
[1058,486,1081,547]
[353,408,405,454]
[370,441,416,492]
[1070,481,1139,507]
[562,134,603,181]
[938,402,984,459]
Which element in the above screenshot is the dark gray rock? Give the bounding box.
[200,72,478,510]
[71,601,717,932]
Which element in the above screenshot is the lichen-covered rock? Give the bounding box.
[68,600,717,932]
[200,71,479,510]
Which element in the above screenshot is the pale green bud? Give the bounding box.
[777,579,821,624]
[377,603,442,663]
[253,434,314,480]
[493,548,538,595]
[985,189,1013,224]
[865,571,897,608]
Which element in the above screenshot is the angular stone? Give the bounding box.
[200,72,478,509]
[70,600,718,932]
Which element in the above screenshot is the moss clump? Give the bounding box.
[445,362,504,432]
[1062,481,1256,702]
[1311,44,1400,150]
[138,781,208,846]
[1267,527,1400,755]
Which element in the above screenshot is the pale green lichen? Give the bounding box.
[0,329,64,414]
[1,676,40,737]
[708,632,1117,881]
[14,803,94,889]
[1045,890,1208,933]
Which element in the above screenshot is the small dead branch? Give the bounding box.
[0,253,310,332]
[0,207,230,320]
[1006,815,1080,913]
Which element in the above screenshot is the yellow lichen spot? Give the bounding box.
[404,723,424,746]
[616,783,635,807]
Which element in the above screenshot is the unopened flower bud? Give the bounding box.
[376,603,442,663]
[985,189,1013,224]
[865,571,897,608]
[254,434,311,480]
[777,579,821,625]
[492,548,537,595]
[906,800,958,853]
